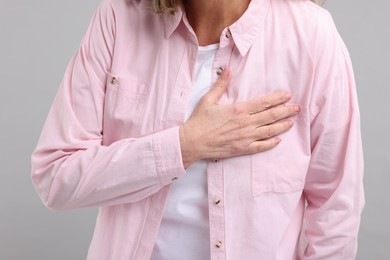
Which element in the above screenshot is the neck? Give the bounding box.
[184,0,250,46]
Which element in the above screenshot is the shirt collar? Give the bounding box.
[164,0,270,57]
[228,0,270,56]
[163,7,185,39]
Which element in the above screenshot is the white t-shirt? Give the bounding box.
[151,43,219,260]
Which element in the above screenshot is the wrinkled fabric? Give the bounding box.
[31,0,364,259]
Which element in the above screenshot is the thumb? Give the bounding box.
[206,68,231,103]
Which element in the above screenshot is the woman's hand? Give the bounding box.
[179,69,300,168]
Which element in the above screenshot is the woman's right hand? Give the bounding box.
[179,69,300,168]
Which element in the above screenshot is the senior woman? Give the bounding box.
[31,0,364,259]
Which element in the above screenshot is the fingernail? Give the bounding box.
[284,92,292,99]
[294,105,301,112]
[275,137,281,143]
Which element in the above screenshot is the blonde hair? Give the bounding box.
[150,0,182,14]
[150,0,325,14]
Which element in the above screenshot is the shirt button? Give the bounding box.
[111,77,119,85]
[213,158,219,163]
[225,29,232,39]
[216,67,224,76]
[213,197,221,205]
[215,240,223,248]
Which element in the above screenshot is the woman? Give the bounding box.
[32,0,364,259]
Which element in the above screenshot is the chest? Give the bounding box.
[101,27,313,146]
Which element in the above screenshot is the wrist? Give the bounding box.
[179,124,202,169]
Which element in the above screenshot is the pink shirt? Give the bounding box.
[31,0,364,259]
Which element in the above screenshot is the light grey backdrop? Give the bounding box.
[0,0,389,259]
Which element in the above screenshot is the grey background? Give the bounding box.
[0,0,389,259]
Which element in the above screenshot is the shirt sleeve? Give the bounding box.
[302,10,365,259]
[31,0,186,211]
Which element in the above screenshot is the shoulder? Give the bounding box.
[98,0,164,36]
[269,0,331,24]
[268,0,336,37]
[267,0,349,59]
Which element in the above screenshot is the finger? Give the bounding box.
[251,119,294,140]
[247,137,282,154]
[204,68,231,103]
[236,91,292,114]
[251,104,300,126]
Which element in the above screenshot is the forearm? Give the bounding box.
[32,126,185,210]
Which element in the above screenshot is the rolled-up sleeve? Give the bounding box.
[302,10,365,259]
[31,0,185,211]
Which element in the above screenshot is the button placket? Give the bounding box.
[208,170,225,258]
[215,240,223,248]
[208,43,234,260]
[207,157,226,258]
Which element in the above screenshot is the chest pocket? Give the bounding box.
[250,106,310,197]
[103,73,148,143]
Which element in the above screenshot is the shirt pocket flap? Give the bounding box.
[106,73,148,99]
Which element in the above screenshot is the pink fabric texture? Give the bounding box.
[31,0,364,259]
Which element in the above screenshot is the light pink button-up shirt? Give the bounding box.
[31,0,364,259]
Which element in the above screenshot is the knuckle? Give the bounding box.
[262,100,272,110]
[231,104,243,115]
[231,142,242,154]
[279,93,288,102]
[266,126,274,137]
[252,127,264,140]
[257,139,278,152]
[256,142,266,152]
[237,118,247,128]
[269,108,278,121]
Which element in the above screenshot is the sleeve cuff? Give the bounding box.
[152,126,186,186]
